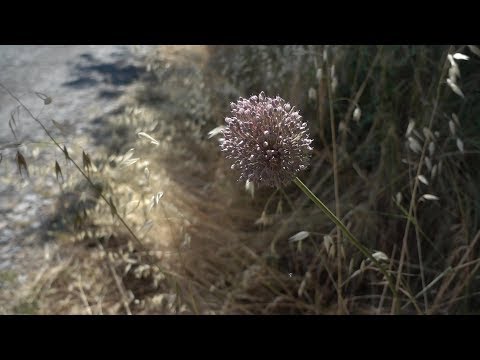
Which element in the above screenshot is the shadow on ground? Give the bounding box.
[62,52,148,100]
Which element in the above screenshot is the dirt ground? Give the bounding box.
[0,45,156,313]
[0,45,231,314]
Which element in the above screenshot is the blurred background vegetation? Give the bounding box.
[1,45,480,314]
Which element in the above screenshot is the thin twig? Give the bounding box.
[98,242,132,315]
[325,50,346,314]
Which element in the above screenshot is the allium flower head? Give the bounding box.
[220,91,313,187]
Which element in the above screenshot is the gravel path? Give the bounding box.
[0,45,154,311]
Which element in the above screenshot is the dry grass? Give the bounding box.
[4,45,480,314]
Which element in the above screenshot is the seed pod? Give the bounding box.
[353,107,361,122]
[16,151,29,178]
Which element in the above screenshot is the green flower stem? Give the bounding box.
[293,176,399,304]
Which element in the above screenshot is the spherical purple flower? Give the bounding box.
[220,91,313,187]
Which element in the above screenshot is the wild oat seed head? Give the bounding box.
[220,91,313,187]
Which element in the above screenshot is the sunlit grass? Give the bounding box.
[2,45,480,314]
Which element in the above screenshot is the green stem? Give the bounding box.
[293,176,399,308]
